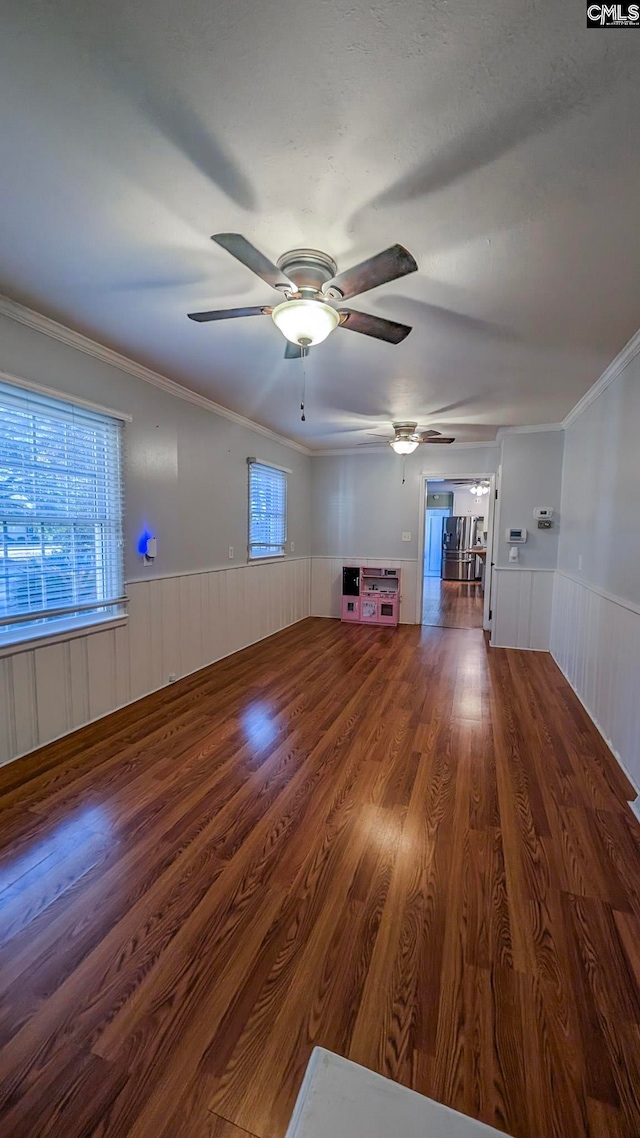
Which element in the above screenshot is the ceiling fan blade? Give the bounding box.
[284,342,304,359]
[187,305,270,322]
[325,244,417,300]
[338,308,412,344]
[421,436,456,444]
[211,233,294,292]
[420,430,442,439]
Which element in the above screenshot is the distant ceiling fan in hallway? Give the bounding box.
[187,234,418,356]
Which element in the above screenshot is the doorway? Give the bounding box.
[418,476,495,631]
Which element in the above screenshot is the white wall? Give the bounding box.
[310,447,499,623]
[0,313,312,766]
[490,430,564,651]
[557,355,640,604]
[0,314,312,581]
[495,432,564,570]
[551,340,640,795]
[309,440,564,648]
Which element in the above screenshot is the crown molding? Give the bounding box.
[562,324,640,429]
[496,422,563,439]
[0,294,312,456]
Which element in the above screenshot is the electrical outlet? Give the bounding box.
[402,531,412,542]
[290,540,295,552]
[228,546,234,559]
[169,673,177,683]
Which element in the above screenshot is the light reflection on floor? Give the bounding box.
[241,702,279,754]
[0,804,112,897]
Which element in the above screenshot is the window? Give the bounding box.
[0,379,125,647]
[248,459,288,559]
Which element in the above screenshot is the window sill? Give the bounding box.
[0,612,129,659]
[248,552,286,564]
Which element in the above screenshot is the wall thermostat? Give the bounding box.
[505,527,527,543]
[533,506,555,530]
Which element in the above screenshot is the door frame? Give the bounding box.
[416,472,497,631]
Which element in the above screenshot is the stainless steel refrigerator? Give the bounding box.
[441,516,480,580]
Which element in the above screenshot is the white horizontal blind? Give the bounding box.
[0,379,125,642]
[248,461,287,558]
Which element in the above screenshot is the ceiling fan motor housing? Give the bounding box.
[392,421,420,441]
[276,248,338,297]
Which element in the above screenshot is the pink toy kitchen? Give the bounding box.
[341,565,401,627]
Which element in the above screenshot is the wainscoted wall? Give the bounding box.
[310,557,420,625]
[551,570,640,798]
[0,557,311,767]
[490,567,555,650]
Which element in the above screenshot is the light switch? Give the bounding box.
[228,546,234,559]
[290,540,295,552]
[402,532,412,542]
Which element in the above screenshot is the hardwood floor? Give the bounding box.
[1,617,640,1138]
[422,576,484,629]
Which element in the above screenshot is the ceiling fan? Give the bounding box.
[187,234,418,357]
[362,422,456,454]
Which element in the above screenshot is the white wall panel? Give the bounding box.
[10,652,38,758]
[551,571,640,795]
[0,557,311,768]
[490,568,554,650]
[0,658,13,762]
[34,642,71,744]
[310,557,420,625]
[86,628,117,722]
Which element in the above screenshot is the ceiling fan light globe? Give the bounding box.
[390,438,419,455]
[271,299,339,346]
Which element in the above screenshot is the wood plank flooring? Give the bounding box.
[422,577,484,629]
[1,617,640,1138]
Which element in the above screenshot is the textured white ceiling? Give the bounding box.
[1,2,639,449]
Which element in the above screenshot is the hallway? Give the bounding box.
[422,576,484,629]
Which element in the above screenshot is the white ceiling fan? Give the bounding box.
[361,421,456,454]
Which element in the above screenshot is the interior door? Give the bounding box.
[425,510,449,577]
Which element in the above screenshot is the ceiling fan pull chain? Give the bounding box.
[300,348,307,422]
[402,455,406,485]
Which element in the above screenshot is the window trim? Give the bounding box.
[0,611,128,659]
[247,457,290,561]
[0,369,132,422]
[0,376,127,649]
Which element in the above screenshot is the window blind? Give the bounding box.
[248,460,287,559]
[0,379,125,643]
